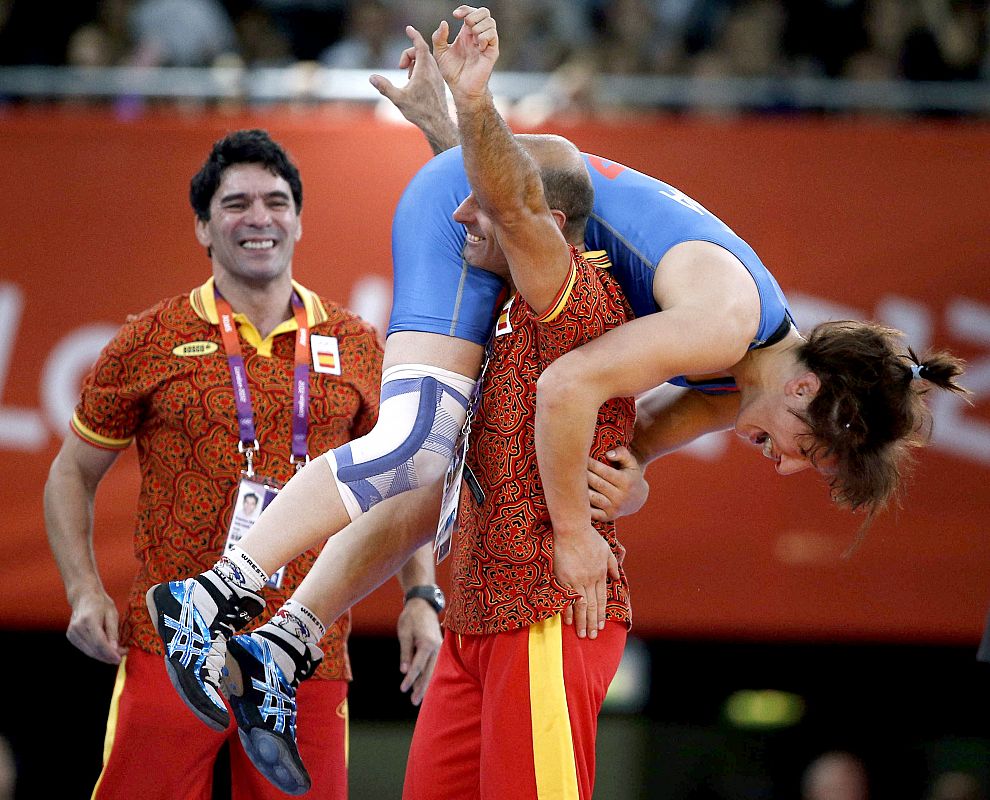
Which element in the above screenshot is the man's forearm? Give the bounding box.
[44,458,105,604]
[397,542,438,592]
[420,111,459,156]
[535,365,604,535]
[399,88,458,155]
[456,92,543,223]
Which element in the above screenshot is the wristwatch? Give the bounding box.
[404,584,446,614]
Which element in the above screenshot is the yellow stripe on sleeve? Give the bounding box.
[528,615,580,800]
[581,250,612,269]
[535,262,579,325]
[71,414,133,450]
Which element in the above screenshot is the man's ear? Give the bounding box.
[295,215,302,242]
[786,371,821,400]
[194,217,211,248]
[549,208,567,235]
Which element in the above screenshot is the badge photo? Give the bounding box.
[224,477,286,588]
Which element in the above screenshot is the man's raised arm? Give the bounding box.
[430,5,571,310]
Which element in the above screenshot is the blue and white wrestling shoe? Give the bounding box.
[224,631,322,796]
[146,573,265,731]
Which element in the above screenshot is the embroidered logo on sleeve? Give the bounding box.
[172,341,219,357]
[311,335,342,375]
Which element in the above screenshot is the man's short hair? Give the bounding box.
[518,134,594,245]
[190,129,303,221]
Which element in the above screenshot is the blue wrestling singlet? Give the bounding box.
[387,148,505,345]
[387,147,794,388]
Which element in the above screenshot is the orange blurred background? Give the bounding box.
[1,106,987,645]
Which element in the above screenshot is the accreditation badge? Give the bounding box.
[434,434,468,564]
[433,430,487,563]
[224,476,286,589]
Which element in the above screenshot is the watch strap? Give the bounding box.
[404,584,445,614]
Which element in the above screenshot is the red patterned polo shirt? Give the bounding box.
[444,250,635,636]
[71,278,382,680]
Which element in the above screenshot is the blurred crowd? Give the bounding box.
[800,750,986,800]
[0,0,987,83]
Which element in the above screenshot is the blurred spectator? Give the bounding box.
[691,0,791,77]
[801,750,870,800]
[234,6,295,66]
[318,0,406,68]
[0,735,13,800]
[902,0,987,80]
[784,0,869,77]
[926,771,986,800]
[843,0,988,80]
[512,57,602,126]
[255,0,346,61]
[394,0,455,33]
[127,0,238,66]
[488,0,594,72]
[844,0,915,78]
[591,0,733,75]
[0,0,99,65]
[592,0,665,74]
[67,23,116,67]
[65,0,133,67]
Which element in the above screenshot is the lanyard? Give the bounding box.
[463,333,493,440]
[214,288,311,476]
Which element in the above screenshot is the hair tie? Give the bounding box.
[910,363,926,381]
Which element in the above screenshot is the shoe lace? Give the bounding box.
[201,586,263,689]
[202,631,229,691]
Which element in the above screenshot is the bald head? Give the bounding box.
[802,752,869,800]
[517,133,585,171]
[516,134,593,245]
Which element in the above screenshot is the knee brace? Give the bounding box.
[325,364,476,520]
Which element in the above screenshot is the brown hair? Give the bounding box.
[795,320,967,514]
[539,164,594,244]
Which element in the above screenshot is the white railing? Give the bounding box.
[0,65,987,114]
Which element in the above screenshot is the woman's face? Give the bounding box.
[733,372,826,476]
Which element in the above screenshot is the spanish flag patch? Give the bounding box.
[311,335,342,375]
[495,297,514,337]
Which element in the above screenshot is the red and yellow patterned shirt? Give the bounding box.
[444,250,635,636]
[71,278,382,680]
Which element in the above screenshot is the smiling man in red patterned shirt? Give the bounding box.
[44,129,442,800]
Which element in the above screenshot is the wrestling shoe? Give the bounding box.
[146,572,265,730]
[224,631,323,796]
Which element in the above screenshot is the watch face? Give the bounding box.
[408,585,445,613]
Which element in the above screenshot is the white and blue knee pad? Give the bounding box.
[325,364,476,520]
